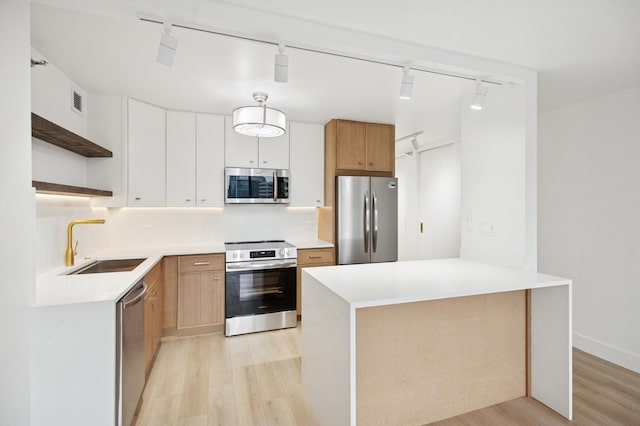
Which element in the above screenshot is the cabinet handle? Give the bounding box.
[308,255,322,259]
[263,160,268,164]
[186,199,191,202]
[135,197,141,201]
[369,162,374,166]
[214,276,220,281]
[200,199,206,202]
[249,160,255,164]
[358,162,363,165]
[194,261,210,266]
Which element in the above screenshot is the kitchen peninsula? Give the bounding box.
[301,258,572,425]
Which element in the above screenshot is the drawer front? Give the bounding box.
[144,261,163,286]
[178,254,224,273]
[298,248,334,266]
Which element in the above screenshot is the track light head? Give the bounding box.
[157,22,178,67]
[411,137,419,151]
[470,79,488,110]
[274,44,289,83]
[399,66,414,100]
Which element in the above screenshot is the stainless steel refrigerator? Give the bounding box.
[336,176,398,265]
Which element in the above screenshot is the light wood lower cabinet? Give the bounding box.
[144,261,163,374]
[177,254,225,330]
[297,247,335,316]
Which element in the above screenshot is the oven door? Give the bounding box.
[225,261,297,318]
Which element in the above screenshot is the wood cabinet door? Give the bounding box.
[127,98,166,206]
[289,122,324,207]
[166,111,196,207]
[365,123,394,173]
[224,116,259,168]
[336,120,366,170]
[178,270,225,328]
[196,114,225,207]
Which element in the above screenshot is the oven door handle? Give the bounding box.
[226,260,297,272]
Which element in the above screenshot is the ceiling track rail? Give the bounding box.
[137,11,510,87]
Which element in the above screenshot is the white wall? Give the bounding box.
[0,1,33,423]
[460,85,527,268]
[539,85,640,373]
[34,198,318,272]
[31,47,90,188]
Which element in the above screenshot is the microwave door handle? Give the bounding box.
[273,171,278,201]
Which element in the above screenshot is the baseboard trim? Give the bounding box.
[573,332,640,373]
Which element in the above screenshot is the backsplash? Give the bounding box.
[35,195,318,273]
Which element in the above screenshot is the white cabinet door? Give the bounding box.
[258,126,290,169]
[166,111,196,207]
[196,114,224,207]
[224,116,258,168]
[127,99,166,206]
[289,122,324,207]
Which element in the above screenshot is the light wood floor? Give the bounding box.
[137,326,640,426]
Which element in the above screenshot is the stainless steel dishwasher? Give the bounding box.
[116,280,147,426]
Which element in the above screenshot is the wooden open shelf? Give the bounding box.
[31,113,112,157]
[33,181,113,197]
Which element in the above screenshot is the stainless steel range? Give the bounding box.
[224,240,297,336]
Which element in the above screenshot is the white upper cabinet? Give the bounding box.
[224,116,290,169]
[224,116,258,168]
[258,130,289,169]
[127,98,166,207]
[166,111,197,207]
[289,122,324,207]
[196,114,225,207]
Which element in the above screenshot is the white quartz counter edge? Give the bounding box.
[34,243,226,308]
[304,258,571,309]
[288,240,333,249]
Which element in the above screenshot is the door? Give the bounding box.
[365,123,394,173]
[370,177,398,263]
[196,114,225,206]
[127,99,166,206]
[336,176,370,264]
[258,126,290,169]
[418,143,461,259]
[336,120,366,170]
[166,111,196,207]
[224,116,259,167]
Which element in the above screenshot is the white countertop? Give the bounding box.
[34,243,226,308]
[34,240,332,308]
[289,239,333,249]
[304,258,571,308]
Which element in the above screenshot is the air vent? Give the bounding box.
[70,84,85,116]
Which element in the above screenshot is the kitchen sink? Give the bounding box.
[65,258,147,275]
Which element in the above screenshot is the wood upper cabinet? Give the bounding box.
[144,261,163,373]
[336,121,366,170]
[365,123,395,173]
[127,98,166,206]
[177,254,225,329]
[296,247,335,316]
[331,119,395,174]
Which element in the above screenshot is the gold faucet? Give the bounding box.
[65,219,106,267]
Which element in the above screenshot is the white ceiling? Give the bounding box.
[30,0,640,148]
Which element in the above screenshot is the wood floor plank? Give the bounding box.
[137,327,640,426]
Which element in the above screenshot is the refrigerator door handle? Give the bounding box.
[364,190,370,253]
[372,190,379,252]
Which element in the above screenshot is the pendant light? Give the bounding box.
[232,92,286,137]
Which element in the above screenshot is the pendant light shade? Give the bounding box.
[232,92,286,137]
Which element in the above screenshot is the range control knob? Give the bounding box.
[232,252,238,259]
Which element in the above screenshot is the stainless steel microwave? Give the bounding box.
[224,167,290,204]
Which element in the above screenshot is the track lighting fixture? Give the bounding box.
[157,22,178,67]
[411,137,419,151]
[399,66,414,100]
[274,44,289,83]
[470,79,488,110]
